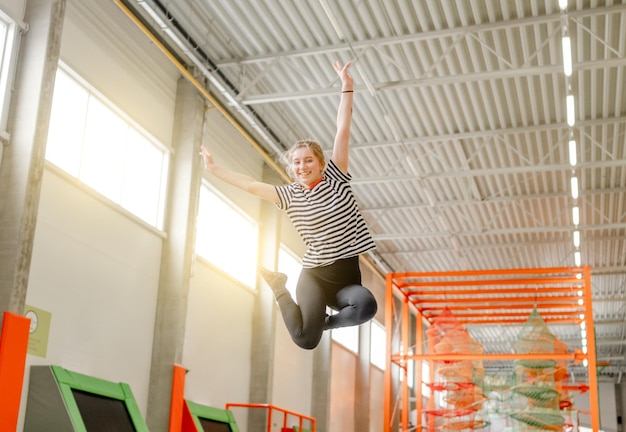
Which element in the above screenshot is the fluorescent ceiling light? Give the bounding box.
[573,230,580,248]
[562,36,572,76]
[559,0,568,9]
[566,94,575,126]
[572,206,579,225]
[568,139,577,166]
[570,176,579,199]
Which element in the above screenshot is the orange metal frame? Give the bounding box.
[383,266,599,431]
[225,403,316,432]
[0,311,31,432]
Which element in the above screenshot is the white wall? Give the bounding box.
[22,167,163,426]
[272,315,314,421]
[329,344,357,432]
[0,0,25,23]
[573,381,618,432]
[370,366,384,432]
[183,262,256,431]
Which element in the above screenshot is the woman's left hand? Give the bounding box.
[333,61,353,91]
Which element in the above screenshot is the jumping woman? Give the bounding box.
[199,61,377,349]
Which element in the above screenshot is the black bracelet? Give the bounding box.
[342,90,354,93]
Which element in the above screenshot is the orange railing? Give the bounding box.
[225,402,316,432]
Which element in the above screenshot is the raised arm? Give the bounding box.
[331,61,354,174]
[199,145,280,204]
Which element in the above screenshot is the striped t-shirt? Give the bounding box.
[275,159,376,268]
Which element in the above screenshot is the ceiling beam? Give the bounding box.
[378,236,626,254]
[349,116,626,151]
[241,56,626,104]
[215,4,626,67]
[351,158,626,184]
[371,223,626,240]
[361,187,626,212]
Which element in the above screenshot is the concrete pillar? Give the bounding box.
[312,333,331,432]
[247,163,282,429]
[0,0,65,319]
[146,77,204,431]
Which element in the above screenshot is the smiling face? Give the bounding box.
[289,144,325,187]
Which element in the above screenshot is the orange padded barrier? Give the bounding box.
[0,311,31,431]
[170,364,199,432]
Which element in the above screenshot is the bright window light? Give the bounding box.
[46,65,169,228]
[370,320,387,370]
[561,35,572,76]
[0,11,19,132]
[332,324,359,353]
[278,245,302,299]
[121,129,169,225]
[196,186,258,288]
[406,349,414,388]
[421,360,430,398]
[566,94,576,126]
[46,70,89,176]
[80,97,127,199]
[570,176,579,199]
[572,206,580,225]
[568,139,577,166]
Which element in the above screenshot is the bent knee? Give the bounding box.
[292,331,323,350]
[294,336,321,350]
[360,296,378,321]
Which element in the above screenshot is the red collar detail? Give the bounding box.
[306,178,323,190]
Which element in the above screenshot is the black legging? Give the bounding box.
[275,256,378,350]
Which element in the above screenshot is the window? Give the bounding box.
[45,64,169,228]
[331,324,359,353]
[195,185,258,288]
[0,9,20,135]
[278,245,301,299]
[421,360,430,398]
[370,320,386,370]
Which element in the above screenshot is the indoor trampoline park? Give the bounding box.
[1,0,626,431]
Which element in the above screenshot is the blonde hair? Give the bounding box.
[283,140,326,180]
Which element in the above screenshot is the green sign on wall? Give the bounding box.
[24,305,51,358]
